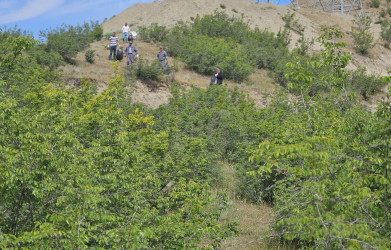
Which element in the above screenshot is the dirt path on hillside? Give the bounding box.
[217,163,288,249]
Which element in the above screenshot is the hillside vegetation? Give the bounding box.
[1,2,391,249]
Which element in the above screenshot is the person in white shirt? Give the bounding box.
[121,22,130,43]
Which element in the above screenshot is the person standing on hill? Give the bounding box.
[108,32,119,60]
[121,22,130,43]
[125,41,138,66]
[157,46,168,69]
[210,67,223,85]
[215,67,223,84]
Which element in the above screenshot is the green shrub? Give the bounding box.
[138,23,167,43]
[41,21,102,64]
[190,11,250,43]
[220,4,226,9]
[179,35,254,82]
[28,44,65,69]
[281,11,305,35]
[351,14,374,54]
[132,58,165,81]
[85,21,103,41]
[294,34,314,55]
[368,0,380,8]
[85,49,95,64]
[232,8,238,13]
[165,11,293,83]
[349,67,390,99]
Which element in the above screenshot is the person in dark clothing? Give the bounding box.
[210,67,223,85]
[116,47,124,61]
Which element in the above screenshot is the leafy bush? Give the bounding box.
[165,11,291,82]
[85,49,95,63]
[220,4,226,9]
[40,21,103,64]
[190,11,250,43]
[138,23,167,42]
[368,0,380,8]
[85,21,103,41]
[179,35,254,82]
[351,14,374,54]
[132,58,165,81]
[349,67,389,99]
[281,11,305,35]
[28,44,65,69]
[0,39,237,247]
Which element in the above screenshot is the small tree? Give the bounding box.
[368,0,380,8]
[85,49,95,64]
[281,11,305,35]
[351,14,374,54]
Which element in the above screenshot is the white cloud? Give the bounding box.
[0,0,15,9]
[0,0,64,24]
[53,0,149,16]
[54,0,109,16]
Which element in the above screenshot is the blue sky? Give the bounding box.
[0,0,289,39]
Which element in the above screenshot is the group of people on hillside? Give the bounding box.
[107,22,223,84]
[108,22,139,64]
[107,33,140,66]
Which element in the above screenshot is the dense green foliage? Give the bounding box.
[150,82,391,249]
[138,23,167,43]
[40,21,103,64]
[148,27,390,249]
[0,33,236,248]
[369,0,381,8]
[1,12,391,249]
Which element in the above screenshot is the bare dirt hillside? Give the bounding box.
[103,0,391,76]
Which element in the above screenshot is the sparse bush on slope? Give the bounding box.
[351,14,374,54]
[40,21,103,64]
